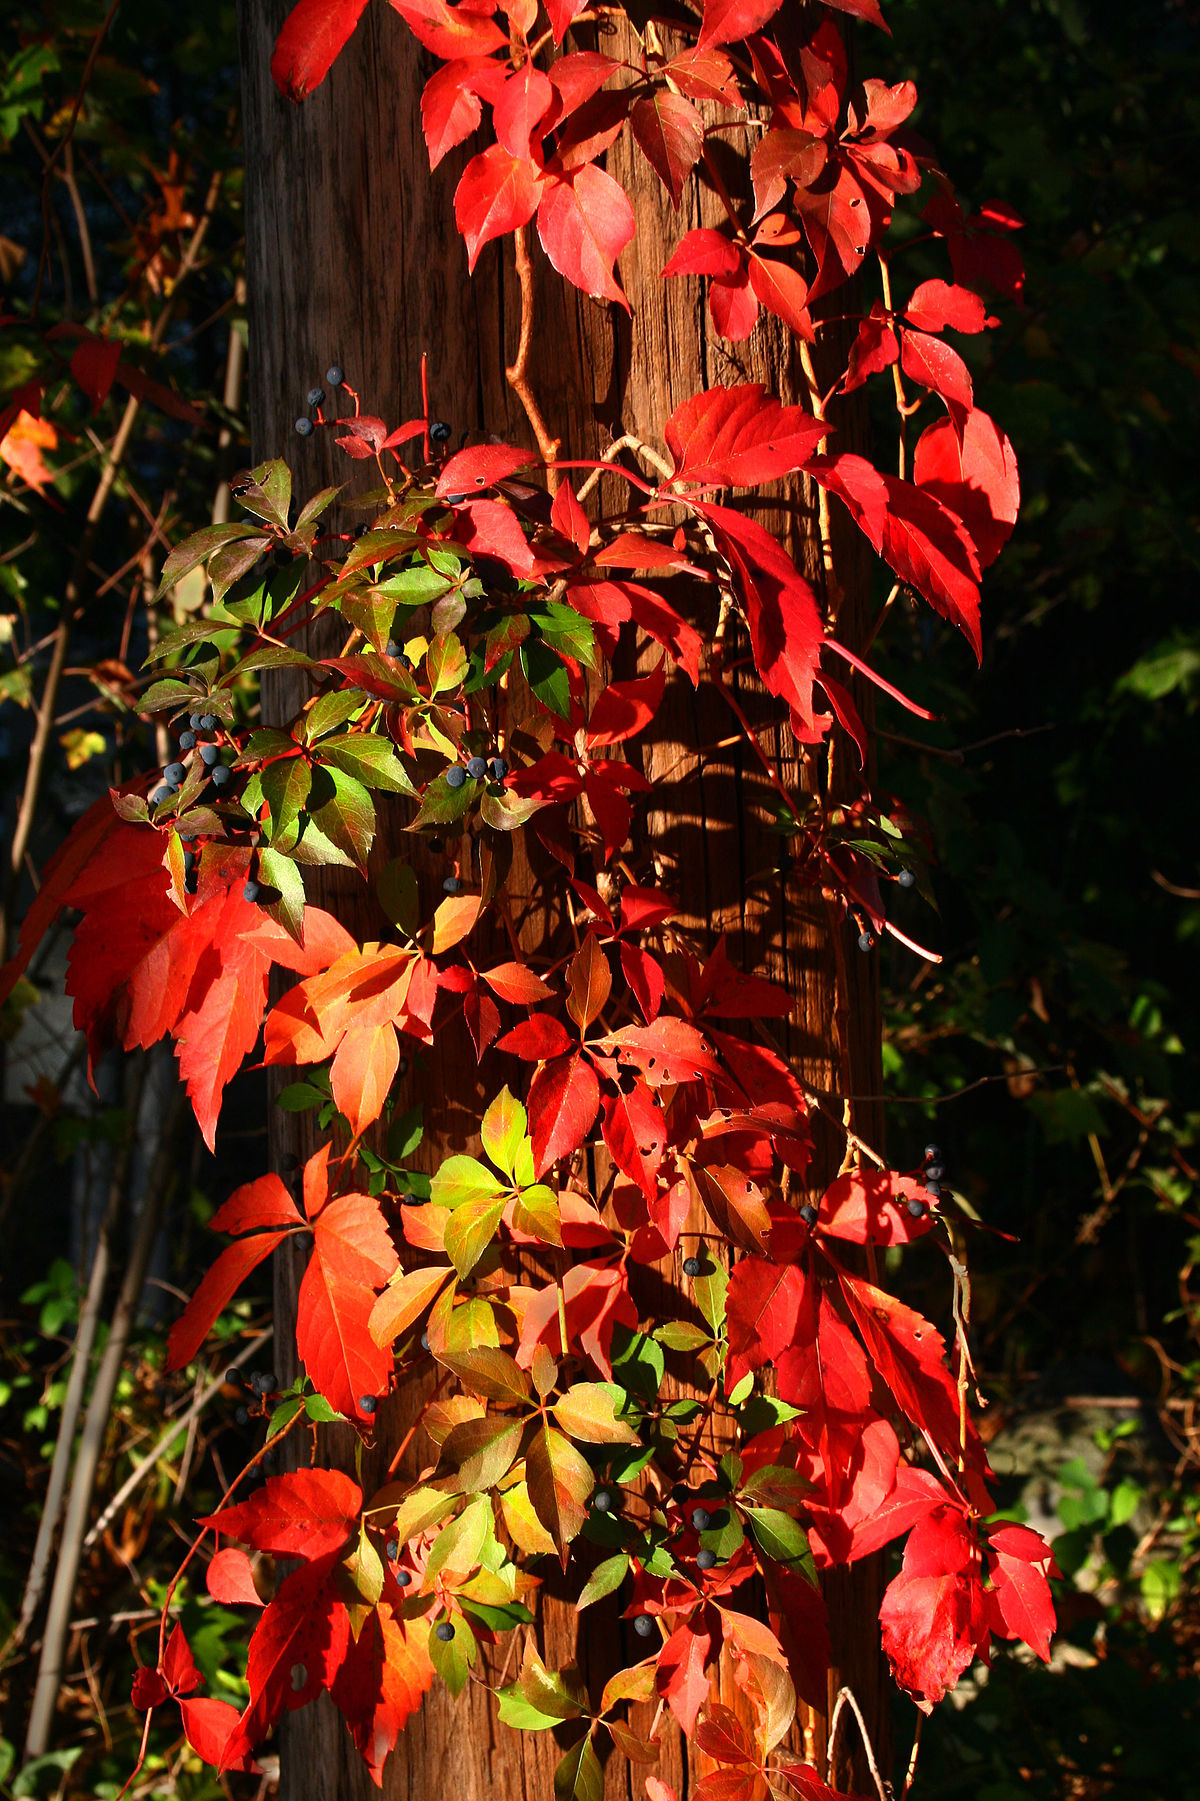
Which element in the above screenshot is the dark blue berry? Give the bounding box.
[386,1539,399,1561]
[164,762,185,785]
[696,1548,718,1570]
[857,931,874,953]
[307,386,326,409]
[465,756,487,780]
[210,764,231,787]
[294,417,314,437]
[907,1198,929,1218]
[420,1330,430,1351]
[183,850,198,872]
[691,1507,711,1531]
[442,876,462,894]
[446,765,466,789]
[430,420,451,444]
[198,743,218,766]
[592,1488,615,1513]
[243,881,261,904]
[178,731,196,751]
[924,1143,941,1162]
[435,1620,455,1642]
[897,867,916,889]
[199,715,216,731]
[632,1615,655,1638]
[799,1203,818,1226]
[179,828,198,843]
[925,1162,945,1181]
[189,713,204,730]
[394,1568,412,1587]
[150,786,171,806]
[683,1256,702,1278]
[924,1180,941,1200]
[325,365,345,388]
[359,1395,378,1415]
[385,640,401,658]
[234,1406,249,1426]
[489,757,508,780]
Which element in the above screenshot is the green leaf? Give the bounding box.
[653,1321,713,1353]
[576,1552,629,1611]
[432,1154,506,1210]
[444,1192,506,1278]
[233,458,293,531]
[317,733,415,794]
[526,1424,593,1557]
[440,1415,524,1492]
[208,534,271,604]
[428,1614,476,1696]
[529,600,598,669]
[308,765,376,871]
[609,1325,664,1404]
[388,1104,423,1162]
[296,484,344,530]
[256,847,306,942]
[480,1086,529,1181]
[553,1383,639,1446]
[301,689,365,744]
[260,756,312,836]
[155,523,257,599]
[410,770,475,831]
[509,1183,562,1247]
[276,1081,327,1112]
[139,677,201,713]
[521,638,572,719]
[554,1735,603,1801]
[426,1493,490,1581]
[304,1393,344,1422]
[427,631,468,695]
[746,1507,816,1581]
[377,562,457,606]
[440,1347,532,1407]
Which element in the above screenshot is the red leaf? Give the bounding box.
[843,305,899,392]
[330,1018,400,1136]
[821,0,887,26]
[567,579,703,683]
[839,1463,951,1562]
[665,384,826,489]
[899,328,974,421]
[207,1547,263,1606]
[435,442,535,498]
[454,144,542,273]
[529,1051,601,1172]
[601,1082,665,1201]
[818,1168,937,1245]
[179,1697,261,1773]
[550,479,591,556]
[209,1173,305,1236]
[480,961,555,1004]
[694,1704,756,1764]
[725,1256,806,1391]
[619,941,665,1022]
[387,0,506,60]
[656,1612,718,1732]
[905,279,997,335]
[0,789,125,1007]
[710,264,760,341]
[605,1016,720,1087]
[226,1554,350,1766]
[985,1523,1058,1660]
[493,63,554,161]
[497,1012,575,1060]
[913,407,1019,570]
[793,165,874,301]
[298,1192,400,1417]
[452,496,537,578]
[546,52,619,121]
[746,251,813,340]
[131,1668,168,1711]
[879,1509,988,1707]
[835,1266,988,1475]
[587,666,665,746]
[270,0,369,99]
[630,93,704,208]
[697,0,784,50]
[663,48,741,106]
[749,129,827,222]
[330,1604,435,1782]
[662,228,742,280]
[537,164,634,310]
[543,0,590,43]
[700,503,824,737]
[162,1622,204,1697]
[166,1232,288,1371]
[70,337,121,409]
[420,58,505,169]
[202,1469,362,1559]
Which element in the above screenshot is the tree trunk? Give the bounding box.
[239,4,886,1797]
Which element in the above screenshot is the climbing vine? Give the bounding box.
[0,0,1053,1794]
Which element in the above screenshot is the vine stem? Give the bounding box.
[877,254,911,479]
[506,227,561,482]
[825,1685,888,1801]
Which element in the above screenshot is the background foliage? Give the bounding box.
[0,0,1196,1795]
